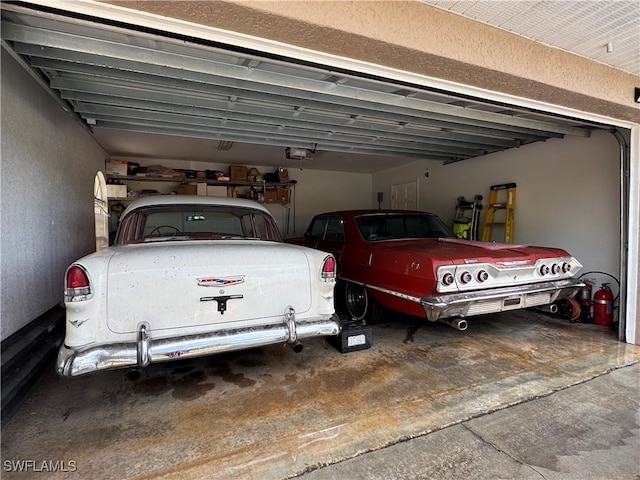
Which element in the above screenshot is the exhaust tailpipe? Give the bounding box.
[289,341,304,353]
[535,303,558,314]
[440,317,468,331]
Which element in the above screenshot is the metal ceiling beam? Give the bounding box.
[91,113,482,158]
[95,121,459,161]
[47,70,557,142]
[3,21,590,137]
[34,58,521,148]
[22,44,565,141]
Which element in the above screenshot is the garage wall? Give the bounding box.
[120,158,372,238]
[372,130,621,282]
[0,50,106,340]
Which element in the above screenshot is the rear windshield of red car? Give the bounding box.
[115,205,282,244]
[355,213,455,241]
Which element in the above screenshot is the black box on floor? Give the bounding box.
[328,320,372,353]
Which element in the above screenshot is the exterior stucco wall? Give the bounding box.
[0,49,106,340]
[105,0,639,122]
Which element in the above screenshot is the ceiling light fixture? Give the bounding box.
[285,147,308,160]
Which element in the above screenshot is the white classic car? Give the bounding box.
[57,196,340,377]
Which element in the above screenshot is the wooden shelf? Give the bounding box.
[106,174,287,189]
[106,175,293,205]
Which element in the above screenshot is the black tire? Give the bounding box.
[344,282,383,324]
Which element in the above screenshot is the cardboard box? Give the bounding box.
[106,184,127,198]
[207,186,228,197]
[277,168,289,183]
[106,159,128,176]
[229,165,248,182]
[196,183,208,196]
[176,184,197,195]
[265,187,289,203]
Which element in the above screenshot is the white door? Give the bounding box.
[392,179,418,210]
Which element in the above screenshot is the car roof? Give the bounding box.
[314,209,437,216]
[121,195,271,215]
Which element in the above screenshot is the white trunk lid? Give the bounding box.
[106,241,313,334]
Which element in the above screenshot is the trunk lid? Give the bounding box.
[106,241,312,334]
[373,238,566,265]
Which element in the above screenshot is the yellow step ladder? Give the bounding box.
[481,183,516,243]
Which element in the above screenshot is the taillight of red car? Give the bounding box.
[321,255,337,282]
[65,265,92,301]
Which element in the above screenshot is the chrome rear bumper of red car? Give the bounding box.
[421,279,584,322]
[57,314,340,377]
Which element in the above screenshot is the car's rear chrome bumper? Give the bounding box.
[57,313,340,377]
[420,279,584,322]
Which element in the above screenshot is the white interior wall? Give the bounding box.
[1,50,107,340]
[117,158,373,238]
[373,130,621,285]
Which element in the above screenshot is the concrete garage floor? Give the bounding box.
[2,310,639,480]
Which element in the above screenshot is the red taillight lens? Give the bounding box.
[67,266,89,289]
[442,272,454,286]
[66,266,92,301]
[321,256,336,281]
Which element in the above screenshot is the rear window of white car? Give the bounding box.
[116,205,281,244]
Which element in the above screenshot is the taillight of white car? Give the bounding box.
[321,255,337,282]
[65,265,93,302]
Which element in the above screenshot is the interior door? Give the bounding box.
[392,179,418,210]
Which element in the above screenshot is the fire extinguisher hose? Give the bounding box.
[578,271,620,302]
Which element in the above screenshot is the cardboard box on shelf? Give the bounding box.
[265,187,279,203]
[176,184,197,195]
[106,184,127,198]
[196,183,208,196]
[106,159,128,176]
[277,186,289,203]
[265,186,289,203]
[207,186,228,197]
[229,165,248,182]
[277,168,289,183]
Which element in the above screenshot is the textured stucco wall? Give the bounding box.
[104,0,639,122]
[0,49,106,340]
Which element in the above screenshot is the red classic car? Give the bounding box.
[291,210,584,330]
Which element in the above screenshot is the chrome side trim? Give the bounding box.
[421,279,584,321]
[57,315,340,377]
[340,277,422,303]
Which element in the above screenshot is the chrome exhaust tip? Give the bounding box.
[440,317,468,331]
[534,303,558,314]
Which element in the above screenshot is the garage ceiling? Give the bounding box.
[1,3,604,173]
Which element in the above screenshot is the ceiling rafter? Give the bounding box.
[1,6,603,166]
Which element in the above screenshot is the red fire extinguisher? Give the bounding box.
[577,280,593,321]
[593,283,614,327]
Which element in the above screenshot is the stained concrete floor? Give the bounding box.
[2,310,639,480]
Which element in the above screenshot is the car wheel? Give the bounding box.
[344,282,383,324]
